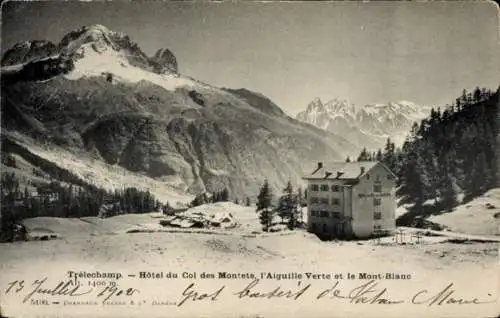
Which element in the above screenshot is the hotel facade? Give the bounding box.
[303,161,396,239]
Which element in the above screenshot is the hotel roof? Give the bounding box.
[303,161,395,180]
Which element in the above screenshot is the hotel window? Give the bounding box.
[331,185,340,192]
[311,184,319,192]
[323,224,327,233]
[332,198,340,205]
[373,181,382,193]
[311,197,319,204]
[331,212,341,219]
[366,174,370,180]
[320,184,329,191]
[374,211,382,220]
[312,223,317,231]
[320,210,329,217]
[320,198,329,205]
[374,224,382,231]
[373,198,381,206]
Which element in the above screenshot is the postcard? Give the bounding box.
[0,1,499,317]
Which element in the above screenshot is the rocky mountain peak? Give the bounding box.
[1,40,58,66]
[58,24,138,57]
[2,24,181,81]
[324,98,356,115]
[151,48,178,74]
[306,98,324,112]
[301,97,356,119]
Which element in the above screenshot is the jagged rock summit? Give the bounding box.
[296,97,430,147]
[2,24,179,79]
[151,48,178,74]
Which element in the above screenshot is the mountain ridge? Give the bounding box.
[2,24,178,76]
[296,97,431,147]
[1,24,360,201]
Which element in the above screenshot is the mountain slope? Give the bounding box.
[428,188,500,236]
[1,24,359,200]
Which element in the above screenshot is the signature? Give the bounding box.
[411,283,496,306]
[317,280,404,304]
[234,278,311,300]
[5,278,139,304]
[177,283,225,307]
[177,279,496,307]
[317,280,495,306]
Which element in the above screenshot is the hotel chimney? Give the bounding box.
[312,162,324,175]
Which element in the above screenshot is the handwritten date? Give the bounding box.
[5,278,139,304]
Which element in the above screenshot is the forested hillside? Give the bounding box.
[356,87,499,222]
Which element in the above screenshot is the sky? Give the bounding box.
[1,1,499,116]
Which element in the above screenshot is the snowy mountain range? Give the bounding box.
[2,25,178,74]
[1,24,360,200]
[296,97,431,147]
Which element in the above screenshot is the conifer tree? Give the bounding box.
[469,152,489,199]
[256,180,274,232]
[297,186,304,224]
[357,148,370,161]
[211,190,220,203]
[396,148,427,207]
[221,187,230,202]
[473,86,482,102]
[165,201,173,212]
[287,206,298,230]
[383,138,397,172]
[436,155,457,210]
[276,181,297,224]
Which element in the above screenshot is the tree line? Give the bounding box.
[189,187,231,207]
[190,187,257,208]
[354,87,499,219]
[0,172,164,242]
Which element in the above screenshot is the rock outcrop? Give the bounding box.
[151,48,178,74]
[1,40,58,66]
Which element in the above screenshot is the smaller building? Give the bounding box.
[302,161,396,239]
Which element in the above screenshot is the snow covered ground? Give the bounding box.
[429,188,500,236]
[1,202,498,318]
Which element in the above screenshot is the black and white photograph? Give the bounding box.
[0,1,499,317]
